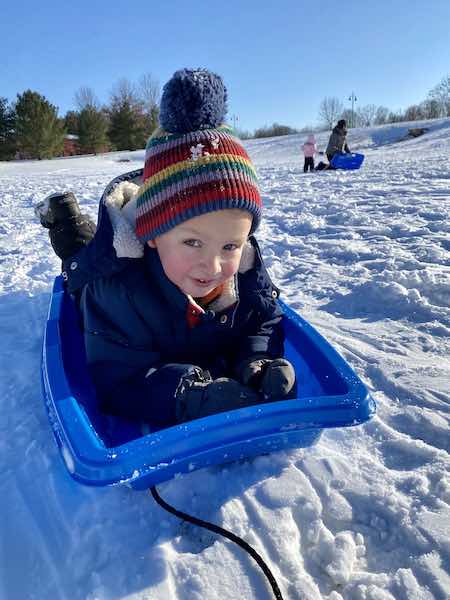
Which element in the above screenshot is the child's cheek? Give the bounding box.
[224,256,241,278]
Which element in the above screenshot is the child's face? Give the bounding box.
[147,209,253,297]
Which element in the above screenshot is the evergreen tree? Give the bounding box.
[15,90,65,159]
[0,97,16,160]
[253,122,298,138]
[64,110,80,135]
[147,105,160,136]
[107,78,147,150]
[77,107,109,154]
[108,99,147,151]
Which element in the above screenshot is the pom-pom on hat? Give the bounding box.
[135,68,262,243]
[159,68,228,133]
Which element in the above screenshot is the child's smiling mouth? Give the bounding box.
[193,277,215,287]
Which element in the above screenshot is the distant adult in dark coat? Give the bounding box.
[326,119,351,164]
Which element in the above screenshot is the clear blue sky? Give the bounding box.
[2,0,450,132]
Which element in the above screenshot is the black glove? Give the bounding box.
[237,356,297,401]
[50,216,96,260]
[175,368,261,423]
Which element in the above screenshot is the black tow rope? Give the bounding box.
[150,486,284,600]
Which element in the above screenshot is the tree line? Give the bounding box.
[0,73,160,160]
[318,74,450,130]
[241,73,450,139]
[2,73,450,156]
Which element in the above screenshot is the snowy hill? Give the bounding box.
[0,118,449,600]
[247,116,450,166]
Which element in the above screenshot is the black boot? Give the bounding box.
[35,192,83,228]
[35,192,96,260]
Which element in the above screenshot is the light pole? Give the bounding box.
[348,92,357,128]
[231,114,239,131]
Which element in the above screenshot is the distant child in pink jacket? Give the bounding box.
[302,134,317,172]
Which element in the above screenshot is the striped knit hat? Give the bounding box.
[135,69,262,243]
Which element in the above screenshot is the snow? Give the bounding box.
[1,118,449,600]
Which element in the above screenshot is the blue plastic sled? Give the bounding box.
[331,152,364,170]
[41,276,375,490]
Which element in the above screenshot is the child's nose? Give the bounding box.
[203,254,221,275]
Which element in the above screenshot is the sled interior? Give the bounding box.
[41,276,375,489]
[331,152,365,170]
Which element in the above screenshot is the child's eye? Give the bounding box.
[183,239,202,248]
[223,243,239,251]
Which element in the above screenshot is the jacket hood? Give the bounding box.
[333,125,347,135]
[104,180,143,259]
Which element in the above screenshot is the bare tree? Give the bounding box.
[387,110,405,123]
[354,108,365,127]
[340,109,354,126]
[138,73,160,134]
[420,98,441,119]
[138,73,160,113]
[404,104,424,122]
[110,78,140,108]
[374,106,389,125]
[74,86,99,111]
[356,104,377,127]
[318,97,344,129]
[428,75,450,117]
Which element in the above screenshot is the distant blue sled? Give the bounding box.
[40,276,375,490]
[331,152,365,170]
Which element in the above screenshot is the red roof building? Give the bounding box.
[63,134,80,156]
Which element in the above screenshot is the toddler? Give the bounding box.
[37,69,297,429]
[302,134,317,172]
